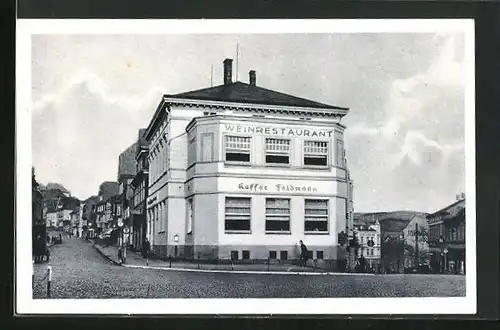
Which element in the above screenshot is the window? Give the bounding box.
[316,251,324,259]
[265,138,290,164]
[225,197,251,232]
[269,251,277,259]
[304,141,328,166]
[265,198,290,232]
[230,250,239,261]
[225,136,251,163]
[304,199,329,232]
[336,140,345,167]
[242,250,250,260]
[307,251,314,259]
[361,236,364,244]
[280,250,288,260]
[186,199,193,234]
[201,133,214,162]
[188,137,196,166]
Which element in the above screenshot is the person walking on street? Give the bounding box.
[299,240,309,267]
[142,238,151,265]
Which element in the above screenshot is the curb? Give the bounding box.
[90,242,122,266]
[123,264,376,276]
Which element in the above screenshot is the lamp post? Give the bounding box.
[399,233,405,273]
[438,236,445,273]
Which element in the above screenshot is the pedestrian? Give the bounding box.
[118,246,125,264]
[299,240,309,267]
[142,238,151,259]
[46,235,50,244]
[59,233,62,243]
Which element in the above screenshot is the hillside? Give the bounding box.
[354,211,429,226]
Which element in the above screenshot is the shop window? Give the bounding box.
[316,251,324,259]
[230,250,239,261]
[224,197,251,232]
[280,250,288,260]
[242,250,250,260]
[269,251,277,259]
[304,141,328,166]
[265,198,290,232]
[304,199,329,233]
[225,136,251,163]
[265,138,290,165]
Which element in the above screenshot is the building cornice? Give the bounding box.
[163,97,349,118]
[186,113,347,134]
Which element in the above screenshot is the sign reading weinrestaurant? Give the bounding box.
[224,124,334,138]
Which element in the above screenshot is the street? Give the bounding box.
[33,237,466,299]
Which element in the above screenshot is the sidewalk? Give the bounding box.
[89,240,355,275]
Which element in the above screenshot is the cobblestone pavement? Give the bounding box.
[93,242,331,273]
[32,237,466,299]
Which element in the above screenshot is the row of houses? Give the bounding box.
[352,193,466,274]
[79,57,356,269]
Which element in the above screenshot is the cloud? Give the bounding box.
[32,71,163,200]
[345,33,465,212]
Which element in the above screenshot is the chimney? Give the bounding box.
[223,58,233,85]
[249,70,256,86]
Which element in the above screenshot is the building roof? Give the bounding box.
[118,142,137,180]
[98,181,119,200]
[45,182,70,194]
[378,218,412,233]
[135,128,149,159]
[167,81,348,111]
[427,198,465,219]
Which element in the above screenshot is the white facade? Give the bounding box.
[356,221,381,266]
[145,99,350,262]
[46,212,58,228]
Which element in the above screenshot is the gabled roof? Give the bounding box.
[378,218,412,233]
[166,81,347,111]
[118,142,137,181]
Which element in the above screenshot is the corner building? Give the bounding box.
[145,59,351,268]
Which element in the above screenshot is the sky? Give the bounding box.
[31,32,466,213]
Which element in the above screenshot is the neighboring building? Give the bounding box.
[379,218,411,273]
[57,196,80,232]
[117,142,137,247]
[130,128,149,251]
[32,167,45,250]
[82,195,99,238]
[98,181,119,201]
[427,194,466,274]
[46,211,58,228]
[379,215,430,273]
[353,220,381,270]
[402,215,430,270]
[144,58,350,268]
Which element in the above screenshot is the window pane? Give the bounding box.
[266,220,290,231]
[304,156,327,166]
[225,220,250,231]
[269,251,277,259]
[305,221,328,232]
[225,197,251,231]
[226,152,250,162]
[266,155,289,164]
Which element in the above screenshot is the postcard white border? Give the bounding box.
[16,19,476,315]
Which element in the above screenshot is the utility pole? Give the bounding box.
[415,222,419,268]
